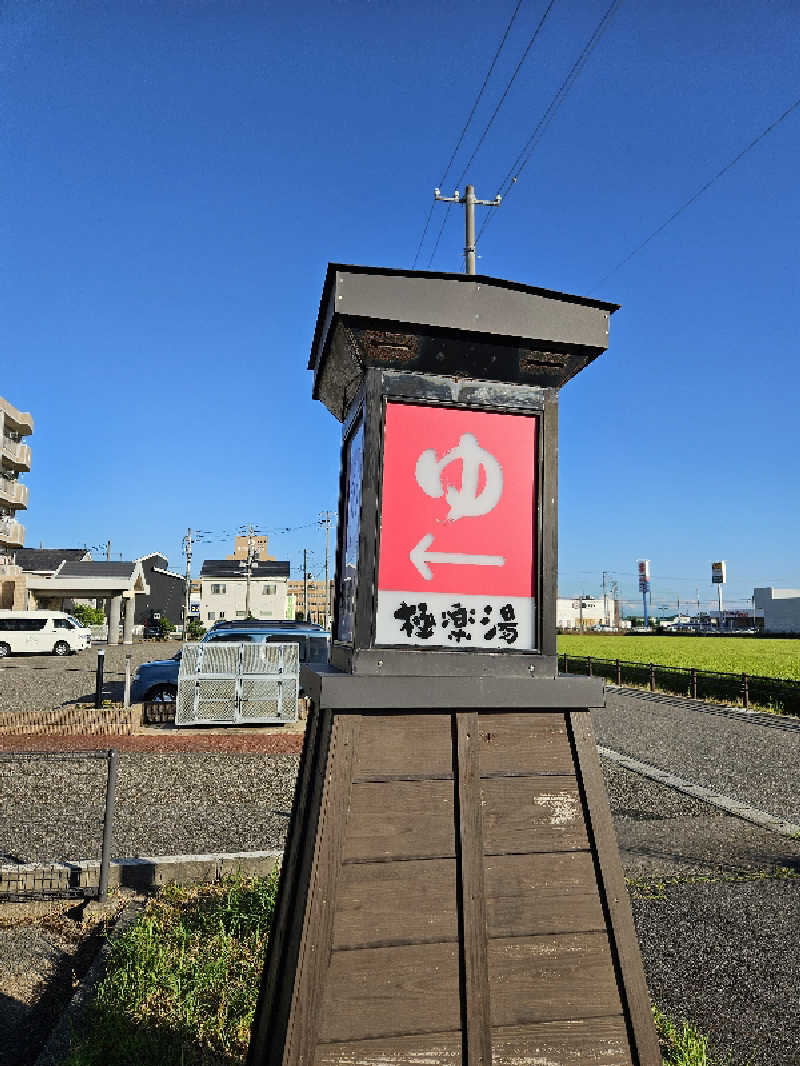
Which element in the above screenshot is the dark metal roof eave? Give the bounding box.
[307,262,620,371]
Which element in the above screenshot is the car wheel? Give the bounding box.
[53,641,71,656]
[147,683,177,702]
[0,642,10,658]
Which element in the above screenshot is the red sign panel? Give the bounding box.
[376,402,537,649]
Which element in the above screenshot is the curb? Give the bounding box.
[33,897,145,1066]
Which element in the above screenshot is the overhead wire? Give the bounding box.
[590,92,800,290]
[412,0,528,269]
[477,0,623,246]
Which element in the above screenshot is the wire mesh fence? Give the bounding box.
[0,748,117,902]
[559,653,800,717]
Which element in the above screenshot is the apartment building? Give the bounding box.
[226,535,273,562]
[0,396,33,608]
[288,579,333,626]
[0,395,33,557]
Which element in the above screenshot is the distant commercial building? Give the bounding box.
[226,535,273,562]
[0,395,33,560]
[288,579,333,625]
[557,595,619,630]
[753,588,800,634]
[199,559,290,624]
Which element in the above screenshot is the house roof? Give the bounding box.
[200,559,290,579]
[14,548,91,572]
[59,560,137,578]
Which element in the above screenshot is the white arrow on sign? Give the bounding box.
[410,533,505,581]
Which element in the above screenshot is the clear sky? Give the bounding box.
[2,0,797,615]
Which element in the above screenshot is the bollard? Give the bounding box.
[742,672,749,709]
[94,648,105,709]
[124,655,131,709]
[98,748,118,902]
[616,658,622,686]
[563,651,569,674]
[649,663,655,692]
[690,667,697,700]
[587,655,593,678]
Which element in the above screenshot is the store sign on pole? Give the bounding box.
[637,559,650,592]
[711,561,726,584]
[375,402,537,650]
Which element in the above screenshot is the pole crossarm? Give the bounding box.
[433,183,501,274]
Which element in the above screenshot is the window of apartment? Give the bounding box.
[262,584,276,596]
[236,610,246,617]
[207,611,216,621]
[210,584,226,595]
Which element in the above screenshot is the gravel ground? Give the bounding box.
[0,641,182,715]
[593,688,800,822]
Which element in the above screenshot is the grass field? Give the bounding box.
[557,634,800,681]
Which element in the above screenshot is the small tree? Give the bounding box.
[157,616,176,639]
[185,619,206,641]
[71,603,106,627]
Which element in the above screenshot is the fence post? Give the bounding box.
[649,663,655,692]
[690,667,697,700]
[587,656,593,678]
[98,748,118,902]
[123,655,131,709]
[94,649,105,709]
[616,659,621,686]
[742,672,749,709]
[563,652,568,674]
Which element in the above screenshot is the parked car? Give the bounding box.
[130,621,330,703]
[0,611,92,657]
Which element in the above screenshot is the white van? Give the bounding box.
[0,611,92,657]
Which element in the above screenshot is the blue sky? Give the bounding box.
[2,0,797,615]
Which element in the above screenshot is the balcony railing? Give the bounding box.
[1,437,31,471]
[0,517,24,548]
[0,478,28,509]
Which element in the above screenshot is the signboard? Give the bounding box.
[375,402,537,650]
[336,419,364,643]
[711,560,726,584]
[637,559,650,593]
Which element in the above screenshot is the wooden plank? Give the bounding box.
[333,859,458,949]
[568,711,663,1066]
[491,1016,633,1065]
[481,776,589,854]
[247,706,331,1066]
[485,851,606,937]
[354,713,453,779]
[284,714,360,1066]
[342,780,456,861]
[488,932,624,1027]
[315,1030,463,1065]
[478,711,572,775]
[455,712,492,1066]
[317,942,462,1044]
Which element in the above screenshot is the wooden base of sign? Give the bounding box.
[247,674,660,1066]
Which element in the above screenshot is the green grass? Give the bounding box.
[558,634,800,680]
[66,871,279,1066]
[67,870,744,1066]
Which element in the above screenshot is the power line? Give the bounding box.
[590,93,800,290]
[477,0,623,246]
[452,0,557,191]
[412,0,527,269]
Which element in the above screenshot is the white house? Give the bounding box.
[199,559,290,625]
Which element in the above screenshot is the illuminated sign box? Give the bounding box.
[309,264,618,678]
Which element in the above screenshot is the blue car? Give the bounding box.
[130,621,330,703]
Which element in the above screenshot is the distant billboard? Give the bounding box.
[637,559,650,593]
[711,561,726,585]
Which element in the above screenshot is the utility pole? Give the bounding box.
[182,528,192,640]
[319,511,333,627]
[106,540,111,562]
[602,571,608,627]
[578,593,584,634]
[244,524,255,618]
[303,548,309,623]
[434,184,502,274]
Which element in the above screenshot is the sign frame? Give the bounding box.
[330,368,558,678]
